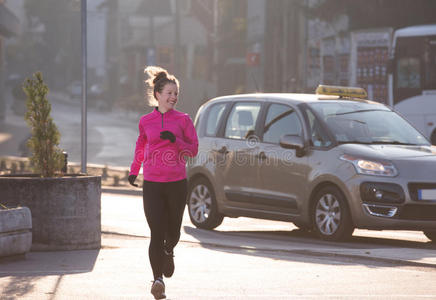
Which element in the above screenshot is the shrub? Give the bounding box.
[10,162,17,174]
[0,160,6,171]
[113,175,120,186]
[102,166,108,180]
[19,161,26,172]
[23,72,64,177]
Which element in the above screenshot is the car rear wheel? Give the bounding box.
[423,230,436,243]
[311,186,354,241]
[187,177,224,230]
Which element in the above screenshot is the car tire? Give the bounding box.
[187,177,224,230]
[423,230,436,243]
[311,185,354,241]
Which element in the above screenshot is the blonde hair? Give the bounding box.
[144,66,179,106]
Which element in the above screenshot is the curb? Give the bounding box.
[102,187,142,196]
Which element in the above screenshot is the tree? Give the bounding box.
[23,72,64,177]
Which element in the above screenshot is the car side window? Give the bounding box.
[306,109,332,147]
[205,103,227,137]
[262,104,302,144]
[224,102,261,140]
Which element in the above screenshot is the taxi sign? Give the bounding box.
[316,85,368,99]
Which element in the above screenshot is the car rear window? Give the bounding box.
[205,103,227,137]
[224,102,261,140]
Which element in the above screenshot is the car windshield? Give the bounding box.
[308,101,429,146]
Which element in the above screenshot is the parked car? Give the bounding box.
[68,81,82,100]
[186,85,436,242]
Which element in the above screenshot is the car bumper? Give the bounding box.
[343,176,436,231]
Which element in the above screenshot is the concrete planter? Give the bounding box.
[0,175,101,251]
[0,207,32,258]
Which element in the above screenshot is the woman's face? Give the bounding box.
[156,83,178,112]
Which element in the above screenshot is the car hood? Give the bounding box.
[338,144,436,161]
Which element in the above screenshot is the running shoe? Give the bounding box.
[163,250,175,278]
[151,278,166,299]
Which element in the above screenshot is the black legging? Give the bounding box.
[143,179,187,280]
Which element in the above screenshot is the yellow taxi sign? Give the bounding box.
[315,85,368,99]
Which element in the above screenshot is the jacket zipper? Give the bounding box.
[161,113,164,128]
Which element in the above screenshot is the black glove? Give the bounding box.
[128,174,138,187]
[160,130,176,143]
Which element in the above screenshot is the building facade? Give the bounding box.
[0,0,19,121]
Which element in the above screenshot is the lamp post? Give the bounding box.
[81,0,87,174]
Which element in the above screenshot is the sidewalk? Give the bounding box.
[1,191,436,299]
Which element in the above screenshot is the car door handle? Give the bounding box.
[255,151,267,160]
[215,146,229,155]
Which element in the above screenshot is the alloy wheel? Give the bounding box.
[315,193,341,236]
[189,184,212,224]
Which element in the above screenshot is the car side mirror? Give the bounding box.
[279,134,305,157]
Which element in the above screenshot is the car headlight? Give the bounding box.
[340,154,398,177]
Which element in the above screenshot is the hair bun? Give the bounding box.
[153,71,167,84]
[143,65,179,107]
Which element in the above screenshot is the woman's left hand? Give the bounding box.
[160,131,176,143]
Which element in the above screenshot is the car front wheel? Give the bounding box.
[187,177,224,230]
[423,230,436,243]
[311,186,354,241]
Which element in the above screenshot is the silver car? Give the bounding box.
[186,87,436,242]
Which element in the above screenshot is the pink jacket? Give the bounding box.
[130,108,199,182]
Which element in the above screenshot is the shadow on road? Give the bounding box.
[0,249,100,298]
[220,228,436,250]
[183,225,436,269]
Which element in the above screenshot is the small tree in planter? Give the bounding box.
[0,72,101,251]
[23,72,64,177]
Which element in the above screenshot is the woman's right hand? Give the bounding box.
[128,174,138,187]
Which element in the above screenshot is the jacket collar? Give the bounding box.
[154,107,174,116]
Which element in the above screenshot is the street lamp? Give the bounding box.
[81,0,87,174]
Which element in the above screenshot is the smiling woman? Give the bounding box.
[127,65,198,300]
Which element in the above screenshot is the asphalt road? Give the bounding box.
[101,192,436,299]
[1,192,436,299]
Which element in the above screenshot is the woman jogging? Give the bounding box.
[128,66,198,299]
